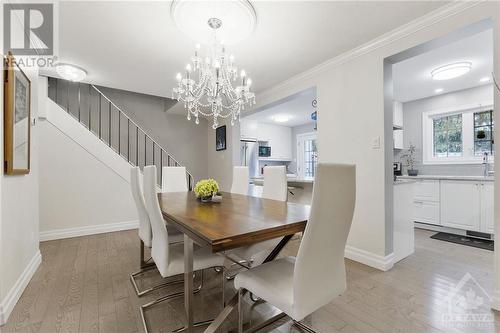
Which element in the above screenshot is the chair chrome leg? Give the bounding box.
[293,320,317,333]
[140,271,204,333]
[238,288,244,333]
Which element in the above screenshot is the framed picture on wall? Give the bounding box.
[216,125,226,151]
[4,51,31,175]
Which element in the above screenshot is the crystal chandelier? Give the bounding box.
[172,18,255,129]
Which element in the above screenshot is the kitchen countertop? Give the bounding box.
[251,177,314,185]
[398,175,494,182]
[394,179,417,185]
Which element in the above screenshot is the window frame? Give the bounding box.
[422,101,494,165]
[296,131,318,179]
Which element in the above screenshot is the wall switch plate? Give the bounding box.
[372,136,380,149]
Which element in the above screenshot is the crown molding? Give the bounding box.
[258,1,485,102]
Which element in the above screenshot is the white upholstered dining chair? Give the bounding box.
[227,166,288,276]
[234,163,356,333]
[230,166,249,195]
[162,166,188,192]
[261,165,288,201]
[141,165,226,333]
[129,167,184,297]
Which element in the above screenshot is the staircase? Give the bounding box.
[47,77,194,189]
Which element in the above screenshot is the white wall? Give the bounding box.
[220,2,500,272]
[38,88,138,239]
[0,3,42,324]
[38,120,138,239]
[395,85,494,175]
[207,117,240,192]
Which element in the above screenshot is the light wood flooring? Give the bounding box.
[1,228,499,333]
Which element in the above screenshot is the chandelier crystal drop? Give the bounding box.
[172,18,256,129]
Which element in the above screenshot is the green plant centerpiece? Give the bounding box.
[401,143,418,176]
[194,178,219,203]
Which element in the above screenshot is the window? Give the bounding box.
[297,133,317,178]
[474,110,494,156]
[433,114,462,157]
[422,102,494,164]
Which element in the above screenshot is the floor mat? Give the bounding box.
[430,232,493,251]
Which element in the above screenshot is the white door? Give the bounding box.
[480,182,494,234]
[297,132,318,179]
[440,180,481,231]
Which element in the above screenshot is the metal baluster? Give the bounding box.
[144,134,147,166]
[167,155,170,167]
[67,80,70,113]
[78,82,81,122]
[88,84,91,131]
[127,119,130,162]
[152,142,155,168]
[109,102,112,147]
[136,127,139,167]
[160,150,163,185]
[118,112,121,154]
[99,93,102,139]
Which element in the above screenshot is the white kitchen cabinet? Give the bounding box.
[393,130,404,149]
[393,101,403,128]
[413,180,440,225]
[257,123,292,160]
[414,180,440,201]
[414,200,440,225]
[480,182,494,234]
[394,181,415,263]
[440,180,481,231]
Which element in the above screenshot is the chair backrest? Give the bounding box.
[143,165,170,277]
[162,166,188,192]
[231,166,249,195]
[130,167,152,247]
[293,163,356,320]
[262,166,287,202]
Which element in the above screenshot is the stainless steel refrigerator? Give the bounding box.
[240,139,258,178]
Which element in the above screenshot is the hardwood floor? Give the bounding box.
[1,228,499,333]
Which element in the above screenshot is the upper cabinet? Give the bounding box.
[393,101,404,149]
[393,101,403,129]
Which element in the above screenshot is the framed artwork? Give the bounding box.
[4,51,31,175]
[216,125,226,151]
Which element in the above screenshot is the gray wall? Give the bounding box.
[289,123,316,174]
[395,84,494,176]
[97,87,209,181]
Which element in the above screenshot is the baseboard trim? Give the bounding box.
[0,250,42,326]
[345,245,395,271]
[39,220,139,242]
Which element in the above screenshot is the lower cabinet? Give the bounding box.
[440,181,481,231]
[413,179,493,234]
[481,182,494,234]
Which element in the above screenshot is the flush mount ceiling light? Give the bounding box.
[480,76,491,83]
[55,63,87,82]
[170,0,257,45]
[434,88,444,94]
[273,115,290,123]
[431,62,472,81]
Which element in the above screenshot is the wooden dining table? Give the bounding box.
[158,191,310,333]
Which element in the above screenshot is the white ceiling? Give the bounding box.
[393,29,493,102]
[48,1,449,99]
[243,87,316,127]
